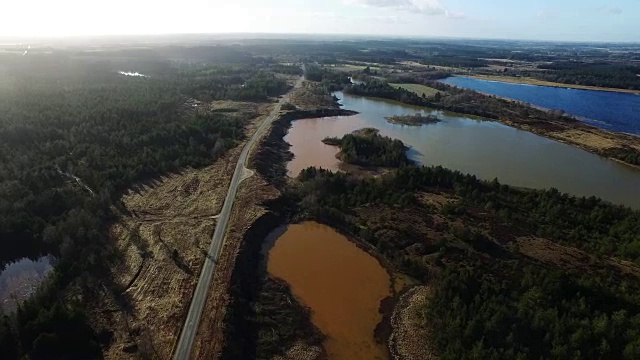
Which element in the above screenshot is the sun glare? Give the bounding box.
[0,0,249,37]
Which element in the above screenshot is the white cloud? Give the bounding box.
[536,6,624,20]
[346,0,458,17]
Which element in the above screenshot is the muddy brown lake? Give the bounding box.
[284,92,640,209]
[265,221,391,360]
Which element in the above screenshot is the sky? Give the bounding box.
[1,0,639,42]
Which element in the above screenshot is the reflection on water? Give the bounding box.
[266,222,391,360]
[0,256,53,312]
[285,116,371,176]
[285,92,640,209]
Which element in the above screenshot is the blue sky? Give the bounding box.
[1,0,638,41]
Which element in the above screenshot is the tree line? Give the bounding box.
[322,128,412,167]
[291,165,640,359]
[344,80,433,106]
[0,52,289,358]
[534,63,640,91]
[336,76,640,167]
[304,65,352,91]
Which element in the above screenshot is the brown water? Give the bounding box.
[285,116,371,176]
[266,222,391,360]
[284,92,640,209]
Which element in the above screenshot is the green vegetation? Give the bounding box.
[385,113,441,126]
[254,278,323,358]
[223,276,323,360]
[180,67,290,101]
[338,74,640,166]
[4,36,640,359]
[344,77,547,123]
[532,63,640,91]
[224,37,640,359]
[426,80,564,120]
[322,128,412,167]
[297,166,640,263]
[221,212,323,360]
[390,83,440,98]
[386,69,452,83]
[429,259,640,360]
[0,50,290,358]
[601,146,640,167]
[345,80,432,106]
[289,165,640,359]
[420,55,488,68]
[304,64,352,91]
[292,37,640,92]
[281,102,297,111]
[271,64,304,76]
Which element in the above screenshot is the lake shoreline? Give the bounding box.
[287,91,640,208]
[266,221,395,360]
[439,78,640,169]
[465,74,640,95]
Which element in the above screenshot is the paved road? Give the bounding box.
[173,75,304,360]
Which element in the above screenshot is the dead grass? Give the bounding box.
[390,83,439,97]
[397,61,458,72]
[551,129,620,150]
[189,96,285,359]
[514,237,640,278]
[93,98,281,359]
[190,172,281,359]
[188,78,349,359]
[328,64,381,72]
[499,112,640,167]
[273,341,325,360]
[416,191,454,209]
[207,100,259,115]
[289,81,340,111]
[389,286,438,360]
[95,144,243,360]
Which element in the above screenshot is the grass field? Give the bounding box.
[398,61,461,72]
[390,83,440,97]
[329,64,381,72]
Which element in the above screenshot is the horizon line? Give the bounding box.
[1,32,639,45]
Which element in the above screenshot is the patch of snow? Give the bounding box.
[0,256,53,313]
[118,71,149,77]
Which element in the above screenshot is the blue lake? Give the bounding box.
[441,77,640,135]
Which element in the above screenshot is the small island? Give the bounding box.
[384,113,442,126]
[322,128,412,168]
